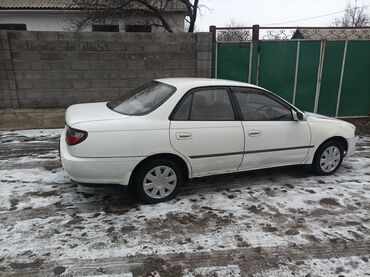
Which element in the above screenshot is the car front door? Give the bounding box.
[169,87,244,177]
[231,87,312,170]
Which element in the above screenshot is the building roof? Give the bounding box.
[0,0,188,12]
[0,0,75,9]
[292,28,370,40]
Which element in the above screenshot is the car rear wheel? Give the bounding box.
[312,140,344,175]
[135,159,183,204]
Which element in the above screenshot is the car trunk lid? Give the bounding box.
[66,102,130,127]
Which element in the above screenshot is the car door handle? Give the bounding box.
[248,130,261,137]
[176,132,192,140]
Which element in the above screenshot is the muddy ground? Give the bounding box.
[0,120,369,276]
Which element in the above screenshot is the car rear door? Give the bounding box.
[169,87,244,177]
[231,87,312,170]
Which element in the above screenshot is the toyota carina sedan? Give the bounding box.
[60,78,357,203]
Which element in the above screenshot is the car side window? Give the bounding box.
[172,94,192,120]
[234,89,293,121]
[191,89,235,120]
[172,88,235,121]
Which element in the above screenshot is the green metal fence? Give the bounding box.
[212,39,370,117]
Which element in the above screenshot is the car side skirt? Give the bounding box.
[189,145,315,159]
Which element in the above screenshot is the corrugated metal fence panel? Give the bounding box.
[318,41,345,116]
[339,41,370,116]
[216,43,250,82]
[258,41,297,102]
[294,40,321,112]
[213,39,370,116]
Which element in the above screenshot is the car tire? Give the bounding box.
[312,140,344,176]
[135,159,183,204]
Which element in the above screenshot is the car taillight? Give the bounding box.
[65,126,88,145]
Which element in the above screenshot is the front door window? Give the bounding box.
[234,89,293,121]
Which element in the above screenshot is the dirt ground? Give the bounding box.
[0,119,369,277]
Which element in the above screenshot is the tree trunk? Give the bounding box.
[187,0,198,33]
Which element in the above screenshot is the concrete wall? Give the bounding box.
[0,30,212,109]
[0,108,65,130]
[0,11,185,32]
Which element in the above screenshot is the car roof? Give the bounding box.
[155,78,262,92]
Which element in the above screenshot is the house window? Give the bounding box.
[92,25,119,32]
[125,25,151,32]
[0,24,27,30]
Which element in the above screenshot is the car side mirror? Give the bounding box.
[292,110,306,121]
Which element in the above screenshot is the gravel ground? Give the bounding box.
[0,123,369,277]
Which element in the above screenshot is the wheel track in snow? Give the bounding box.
[1,162,369,223]
[1,134,370,275]
[3,240,370,276]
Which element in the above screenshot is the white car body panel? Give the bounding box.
[60,128,142,185]
[240,121,311,170]
[60,78,357,186]
[66,102,129,126]
[304,114,357,163]
[170,120,244,177]
[70,119,171,158]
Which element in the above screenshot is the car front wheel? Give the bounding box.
[312,140,344,175]
[135,159,183,204]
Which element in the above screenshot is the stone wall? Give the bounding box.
[0,31,212,109]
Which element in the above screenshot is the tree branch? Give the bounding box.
[69,0,203,33]
[136,0,174,32]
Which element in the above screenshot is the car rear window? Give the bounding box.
[107,81,175,115]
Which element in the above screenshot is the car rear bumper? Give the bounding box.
[346,137,358,157]
[60,129,143,186]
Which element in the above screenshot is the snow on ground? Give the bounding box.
[0,129,369,276]
[0,129,62,141]
[260,256,370,277]
[183,265,241,277]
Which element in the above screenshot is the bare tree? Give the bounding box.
[217,20,251,42]
[180,0,199,32]
[69,0,202,32]
[333,0,369,27]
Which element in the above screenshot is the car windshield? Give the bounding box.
[107,81,175,115]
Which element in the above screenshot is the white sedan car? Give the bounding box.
[60,78,357,203]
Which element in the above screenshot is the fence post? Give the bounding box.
[252,24,260,40]
[314,40,326,113]
[248,42,253,83]
[292,40,301,105]
[335,40,348,117]
[209,25,218,78]
[249,25,260,84]
[209,25,216,42]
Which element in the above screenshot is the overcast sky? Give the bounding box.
[195,0,370,31]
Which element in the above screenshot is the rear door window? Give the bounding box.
[172,88,235,121]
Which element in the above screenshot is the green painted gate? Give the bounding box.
[212,40,370,117]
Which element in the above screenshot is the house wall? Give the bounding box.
[0,11,185,32]
[0,30,212,109]
[0,12,72,31]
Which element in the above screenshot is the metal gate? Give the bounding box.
[211,25,370,117]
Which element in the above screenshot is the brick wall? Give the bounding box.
[0,31,212,109]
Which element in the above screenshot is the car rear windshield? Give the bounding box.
[107,81,175,115]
